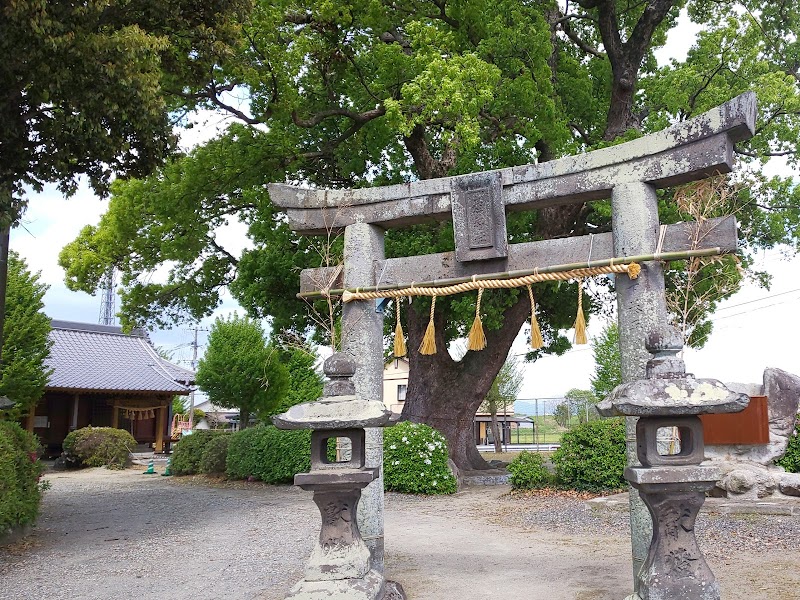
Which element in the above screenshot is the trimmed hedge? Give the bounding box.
[199,434,231,474]
[0,421,45,532]
[171,430,228,476]
[507,451,552,490]
[777,417,800,473]
[226,425,312,483]
[62,426,136,470]
[551,418,626,492]
[383,421,456,495]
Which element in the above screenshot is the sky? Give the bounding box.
[9,9,800,399]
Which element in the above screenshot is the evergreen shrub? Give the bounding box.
[507,451,552,490]
[226,425,311,483]
[62,426,136,470]
[777,417,800,473]
[0,421,45,532]
[171,430,227,475]
[199,434,231,474]
[383,421,456,495]
[551,418,626,492]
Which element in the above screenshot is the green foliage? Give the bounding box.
[199,434,232,475]
[0,421,44,532]
[553,403,570,428]
[270,345,323,416]
[62,426,137,470]
[225,425,311,484]
[196,314,289,428]
[507,451,552,490]
[590,323,621,400]
[565,388,600,424]
[551,419,626,492]
[171,430,228,476]
[0,252,52,420]
[57,0,800,466]
[383,422,456,495]
[1,0,251,214]
[776,417,800,473]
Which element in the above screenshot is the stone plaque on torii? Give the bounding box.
[269,92,756,599]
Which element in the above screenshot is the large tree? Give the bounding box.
[60,0,800,470]
[196,314,289,429]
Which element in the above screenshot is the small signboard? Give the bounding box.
[700,395,769,445]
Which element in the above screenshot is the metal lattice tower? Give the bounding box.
[98,267,116,326]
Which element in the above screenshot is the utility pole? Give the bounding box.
[188,326,202,428]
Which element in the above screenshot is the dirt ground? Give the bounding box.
[1,467,798,600]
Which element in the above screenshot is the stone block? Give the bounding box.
[286,569,384,600]
[778,473,800,497]
[311,429,365,470]
[636,416,704,467]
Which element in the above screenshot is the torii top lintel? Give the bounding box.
[268,93,756,237]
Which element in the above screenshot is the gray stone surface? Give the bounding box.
[598,377,750,417]
[300,216,737,294]
[611,181,666,587]
[269,93,756,234]
[341,222,387,575]
[272,396,392,430]
[715,463,780,499]
[285,569,384,600]
[451,171,507,262]
[779,473,800,497]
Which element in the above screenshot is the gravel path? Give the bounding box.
[1,468,798,600]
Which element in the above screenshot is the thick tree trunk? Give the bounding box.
[604,62,641,141]
[401,294,532,472]
[240,409,250,430]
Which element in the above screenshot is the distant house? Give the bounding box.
[382,358,532,445]
[25,320,194,455]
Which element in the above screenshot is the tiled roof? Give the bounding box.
[45,320,194,394]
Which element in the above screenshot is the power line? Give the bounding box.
[713,287,800,312]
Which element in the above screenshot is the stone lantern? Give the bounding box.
[273,353,396,600]
[597,327,750,600]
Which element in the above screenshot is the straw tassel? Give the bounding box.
[418,296,438,355]
[467,288,487,351]
[573,278,587,345]
[394,298,407,358]
[527,285,544,349]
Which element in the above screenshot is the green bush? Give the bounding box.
[199,434,231,474]
[226,425,311,483]
[383,421,456,495]
[171,430,227,476]
[777,417,800,473]
[508,451,552,490]
[0,421,45,532]
[551,418,626,492]
[62,426,136,470]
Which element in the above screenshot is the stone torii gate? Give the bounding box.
[269,92,756,597]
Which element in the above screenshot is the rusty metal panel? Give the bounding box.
[700,396,769,445]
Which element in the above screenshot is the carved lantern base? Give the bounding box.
[626,466,721,600]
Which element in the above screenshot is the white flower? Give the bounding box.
[432,480,437,486]
[389,444,397,450]
[424,459,431,465]
[392,460,400,466]
[427,443,436,451]
[402,436,408,442]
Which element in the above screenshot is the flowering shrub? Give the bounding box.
[383,421,456,495]
[507,451,552,490]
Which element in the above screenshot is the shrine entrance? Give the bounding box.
[270,93,756,600]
